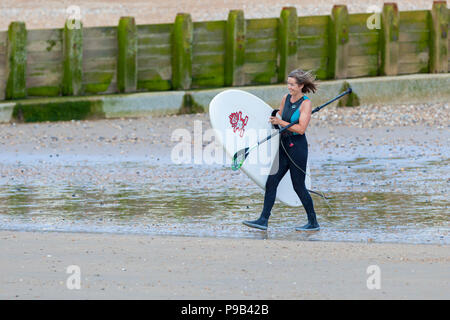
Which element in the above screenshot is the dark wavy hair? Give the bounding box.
[288,69,318,94]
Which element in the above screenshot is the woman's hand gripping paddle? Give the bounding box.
[231,87,352,171]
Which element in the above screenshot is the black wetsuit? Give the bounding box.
[260,94,318,226]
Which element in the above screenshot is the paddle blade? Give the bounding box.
[231,147,249,171]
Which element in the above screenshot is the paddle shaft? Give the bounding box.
[255,88,352,148]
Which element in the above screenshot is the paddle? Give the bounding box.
[231,87,353,171]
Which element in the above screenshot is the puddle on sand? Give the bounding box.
[0,155,448,245]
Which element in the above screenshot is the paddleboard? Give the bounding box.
[209,89,311,207]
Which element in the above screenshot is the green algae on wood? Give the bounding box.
[278,7,298,82]
[328,5,349,79]
[117,17,137,93]
[338,81,360,107]
[27,86,61,97]
[62,19,83,96]
[380,3,400,76]
[172,13,193,90]
[429,2,448,73]
[12,99,105,122]
[6,22,27,100]
[178,93,203,114]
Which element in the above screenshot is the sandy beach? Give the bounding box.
[1,230,449,299]
[0,101,449,299]
[1,0,449,300]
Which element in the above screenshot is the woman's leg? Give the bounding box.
[285,137,319,229]
[260,148,290,220]
[242,146,290,230]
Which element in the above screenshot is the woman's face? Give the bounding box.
[287,77,304,96]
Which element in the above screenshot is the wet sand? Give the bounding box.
[1,230,449,299]
[0,103,449,299]
[0,103,449,244]
[1,0,448,301]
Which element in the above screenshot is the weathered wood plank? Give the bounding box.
[83,58,117,72]
[192,53,224,65]
[225,9,245,87]
[84,37,117,50]
[27,29,62,42]
[191,77,224,88]
[83,26,117,39]
[348,13,378,33]
[117,17,137,93]
[194,21,226,32]
[349,44,379,56]
[347,65,379,78]
[138,45,171,57]
[243,61,277,74]
[399,41,431,54]
[82,71,115,84]
[137,34,171,46]
[27,51,63,63]
[348,32,379,46]
[172,13,193,90]
[138,67,171,81]
[328,5,349,79]
[298,15,329,26]
[244,50,277,62]
[298,35,327,47]
[297,56,328,69]
[192,42,225,54]
[246,38,277,51]
[246,29,278,39]
[83,47,117,59]
[26,74,61,87]
[192,63,224,76]
[137,23,172,35]
[298,46,329,59]
[27,62,63,73]
[398,51,429,64]
[397,62,429,74]
[245,72,278,85]
[399,21,430,32]
[26,39,62,53]
[347,55,379,67]
[138,56,172,67]
[380,3,400,76]
[83,80,117,94]
[246,18,278,29]
[0,31,7,45]
[83,56,116,64]
[399,30,430,42]
[298,15,329,38]
[429,2,448,73]
[399,10,430,31]
[298,25,328,37]
[193,31,225,42]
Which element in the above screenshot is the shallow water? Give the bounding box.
[0,154,448,245]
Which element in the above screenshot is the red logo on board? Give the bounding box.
[229,111,248,137]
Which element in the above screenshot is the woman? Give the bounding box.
[243,69,320,231]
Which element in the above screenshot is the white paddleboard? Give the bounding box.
[209,89,311,207]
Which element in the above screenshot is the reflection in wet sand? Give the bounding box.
[0,156,448,244]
